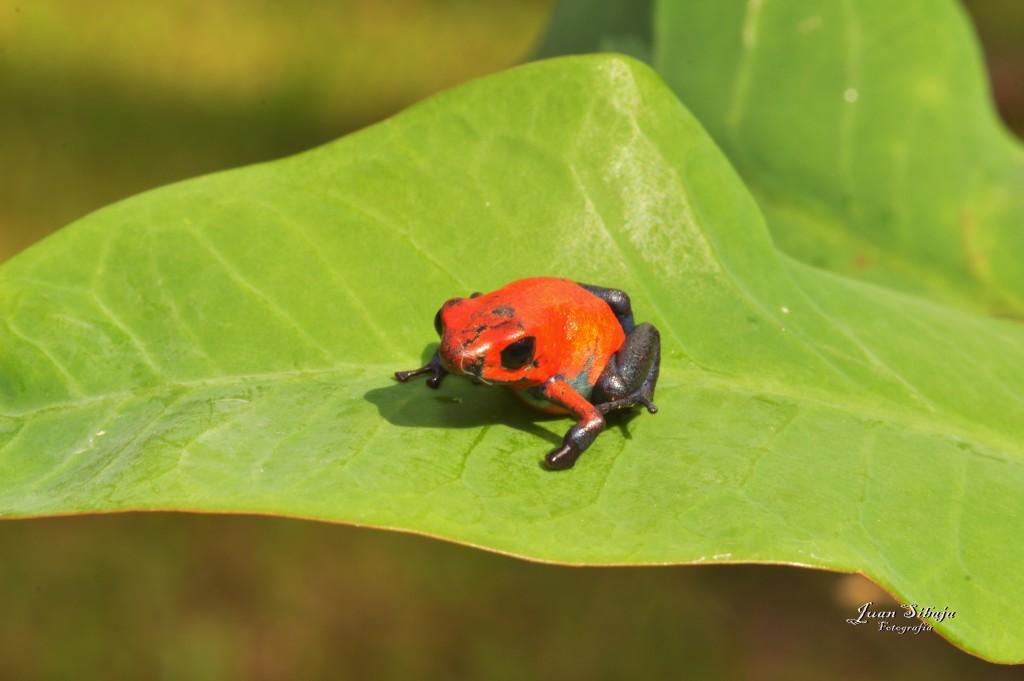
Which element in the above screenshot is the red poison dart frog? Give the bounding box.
[395,278,660,470]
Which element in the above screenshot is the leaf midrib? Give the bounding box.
[673,372,1023,465]
[5,361,1020,467]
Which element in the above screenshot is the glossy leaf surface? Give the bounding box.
[1,56,1022,661]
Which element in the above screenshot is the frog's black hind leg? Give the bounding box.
[536,377,607,470]
[577,283,636,333]
[594,323,660,415]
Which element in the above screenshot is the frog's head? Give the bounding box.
[433,296,543,385]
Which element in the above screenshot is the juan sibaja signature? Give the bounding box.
[847,601,956,634]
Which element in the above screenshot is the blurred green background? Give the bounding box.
[1,1,1022,678]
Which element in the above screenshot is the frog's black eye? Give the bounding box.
[500,336,535,371]
[433,309,444,336]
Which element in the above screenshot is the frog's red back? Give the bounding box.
[492,277,623,384]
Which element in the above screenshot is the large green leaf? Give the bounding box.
[1,56,1022,662]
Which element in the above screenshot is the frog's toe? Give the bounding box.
[544,446,579,470]
[597,391,658,415]
[394,368,426,382]
[639,396,658,414]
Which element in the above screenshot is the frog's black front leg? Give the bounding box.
[535,377,606,470]
[594,322,660,414]
[394,351,448,389]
